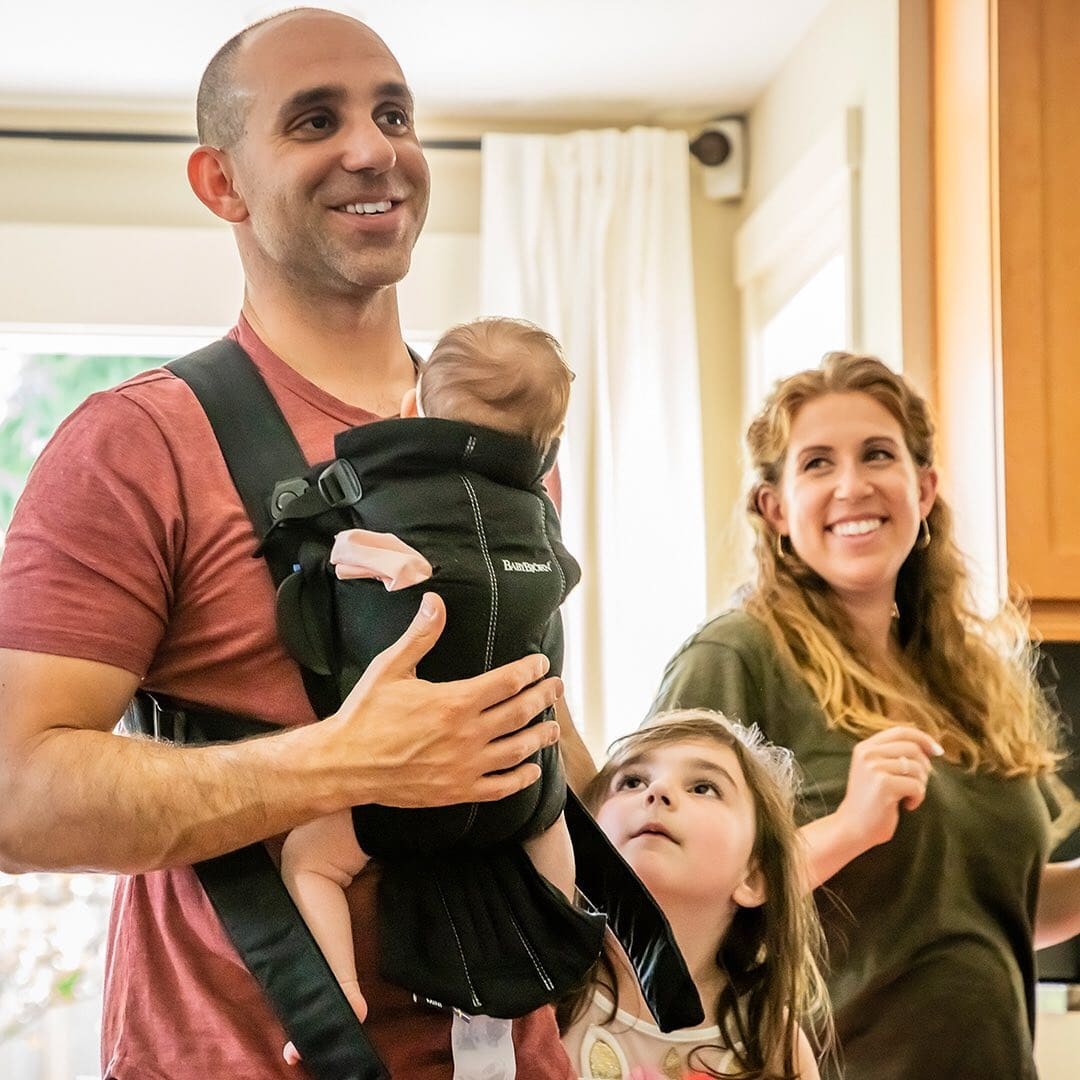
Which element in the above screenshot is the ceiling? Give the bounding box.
[1,0,833,124]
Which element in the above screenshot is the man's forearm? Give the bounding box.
[1,721,339,874]
[0,604,566,876]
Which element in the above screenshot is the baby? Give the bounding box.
[279,317,593,1061]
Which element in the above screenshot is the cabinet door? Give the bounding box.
[999,0,1080,617]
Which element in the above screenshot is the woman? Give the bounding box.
[647,353,1079,1079]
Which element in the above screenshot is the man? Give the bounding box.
[0,9,574,1078]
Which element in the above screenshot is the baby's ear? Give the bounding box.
[733,863,766,909]
[401,386,419,418]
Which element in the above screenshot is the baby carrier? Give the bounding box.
[125,339,703,1080]
[270,413,577,860]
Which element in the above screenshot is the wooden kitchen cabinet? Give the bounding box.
[934,0,1080,639]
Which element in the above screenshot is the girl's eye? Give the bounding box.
[614,772,645,792]
[866,447,895,463]
[691,781,721,797]
[803,456,829,472]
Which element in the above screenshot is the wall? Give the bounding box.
[704,0,933,602]
[0,106,479,338]
[740,0,911,371]
[0,105,743,612]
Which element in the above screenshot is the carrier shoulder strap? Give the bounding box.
[161,340,388,1080]
[167,339,340,718]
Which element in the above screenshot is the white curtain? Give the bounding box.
[480,128,707,753]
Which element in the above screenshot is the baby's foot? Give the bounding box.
[282,981,368,1066]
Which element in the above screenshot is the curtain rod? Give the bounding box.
[0,127,719,162]
[0,127,482,150]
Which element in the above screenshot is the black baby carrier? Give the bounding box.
[125,340,703,1080]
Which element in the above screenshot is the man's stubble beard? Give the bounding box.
[261,216,417,299]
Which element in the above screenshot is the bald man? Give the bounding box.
[0,9,573,1078]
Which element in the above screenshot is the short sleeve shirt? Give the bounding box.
[648,610,1051,1080]
[0,317,572,1080]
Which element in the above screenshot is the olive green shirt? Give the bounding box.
[648,610,1051,1080]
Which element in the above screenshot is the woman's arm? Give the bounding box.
[798,726,944,888]
[554,697,599,794]
[1036,859,1080,949]
[795,1025,821,1080]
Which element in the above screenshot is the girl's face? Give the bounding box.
[758,391,937,613]
[596,738,765,912]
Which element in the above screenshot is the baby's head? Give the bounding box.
[407,318,573,454]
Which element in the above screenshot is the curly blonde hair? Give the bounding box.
[563,710,832,1080]
[745,351,1058,776]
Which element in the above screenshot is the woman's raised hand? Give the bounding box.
[836,725,945,849]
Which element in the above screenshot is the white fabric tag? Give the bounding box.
[451,1013,516,1080]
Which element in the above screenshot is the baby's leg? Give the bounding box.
[521,812,575,902]
[280,810,370,1063]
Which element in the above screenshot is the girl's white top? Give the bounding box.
[563,990,741,1079]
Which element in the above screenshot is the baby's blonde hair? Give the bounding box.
[419,317,573,453]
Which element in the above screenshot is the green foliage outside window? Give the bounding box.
[0,354,158,530]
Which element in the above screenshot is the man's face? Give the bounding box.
[225,12,431,298]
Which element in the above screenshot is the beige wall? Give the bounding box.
[0,105,742,610]
[689,183,744,613]
[0,0,932,619]
[741,0,911,369]
[700,0,935,606]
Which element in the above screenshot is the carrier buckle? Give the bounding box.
[317,460,363,508]
[270,478,310,520]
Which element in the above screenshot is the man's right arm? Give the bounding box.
[0,593,562,875]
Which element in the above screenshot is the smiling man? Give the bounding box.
[0,9,572,1079]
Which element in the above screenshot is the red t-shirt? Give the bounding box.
[0,318,573,1079]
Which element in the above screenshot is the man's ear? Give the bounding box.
[732,863,767,910]
[400,386,419,418]
[756,485,787,538]
[187,146,250,224]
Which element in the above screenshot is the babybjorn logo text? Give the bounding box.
[502,559,553,573]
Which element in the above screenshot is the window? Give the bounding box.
[736,110,861,420]
[0,329,215,1077]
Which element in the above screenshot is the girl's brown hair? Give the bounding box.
[744,351,1057,776]
[561,710,831,1080]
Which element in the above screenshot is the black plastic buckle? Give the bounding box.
[270,478,310,520]
[317,459,363,508]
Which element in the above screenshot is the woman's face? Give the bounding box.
[759,391,937,613]
[596,738,764,912]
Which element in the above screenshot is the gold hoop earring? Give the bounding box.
[917,518,931,550]
[776,532,789,560]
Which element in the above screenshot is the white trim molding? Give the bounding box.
[735,108,862,418]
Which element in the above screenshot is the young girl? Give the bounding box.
[560,709,829,1080]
